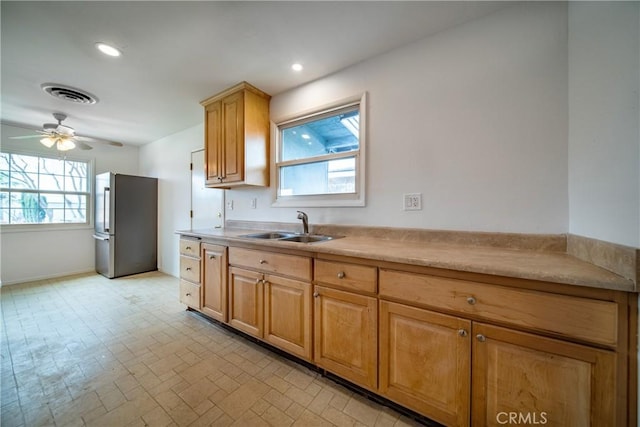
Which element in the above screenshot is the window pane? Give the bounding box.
[64,194,87,222]
[12,192,47,223]
[0,153,9,186]
[281,110,359,162]
[64,176,87,192]
[11,154,39,173]
[0,191,8,223]
[39,174,64,191]
[40,157,66,175]
[280,157,356,196]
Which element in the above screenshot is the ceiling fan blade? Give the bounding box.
[75,140,93,150]
[76,135,123,147]
[9,135,44,139]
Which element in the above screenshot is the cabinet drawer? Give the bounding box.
[180,256,201,283]
[379,269,618,347]
[229,247,311,280]
[180,280,201,309]
[180,239,201,258]
[315,260,377,294]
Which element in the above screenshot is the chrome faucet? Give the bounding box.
[296,211,309,235]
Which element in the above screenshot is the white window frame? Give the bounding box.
[272,92,367,208]
[0,149,94,232]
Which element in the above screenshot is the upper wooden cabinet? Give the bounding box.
[200,82,271,188]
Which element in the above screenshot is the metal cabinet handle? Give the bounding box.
[186,267,192,271]
[259,259,267,265]
[186,293,191,297]
[313,292,319,298]
[255,278,262,285]
[476,334,486,342]
[457,329,468,337]
[337,271,345,279]
[209,255,216,260]
[185,246,191,250]
[467,296,476,305]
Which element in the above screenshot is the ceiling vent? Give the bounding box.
[41,83,98,105]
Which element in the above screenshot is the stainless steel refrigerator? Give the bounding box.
[93,172,158,278]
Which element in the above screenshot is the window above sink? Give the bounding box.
[273,93,367,208]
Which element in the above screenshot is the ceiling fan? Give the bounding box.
[9,113,123,151]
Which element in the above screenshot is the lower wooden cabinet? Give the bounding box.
[471,322,617,427]
[179,279,201,309]
[228,266,263,337]
[313,285,378,390]
[264,275,312,360]
[201,244,228,322]
[179,238,201,309]
[228,265,313,360]
[379,301,471,426]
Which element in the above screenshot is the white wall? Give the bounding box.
[568,2,640,248]
[138,123,204,277]
[0,123,140,285]
[227,2,569,234]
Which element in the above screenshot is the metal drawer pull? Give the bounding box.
[259,259,267,264]
[457,329,468,337]
[185,246,191,250]
[186,293,191,297]
[186,267,192,271]
[476,334,486,342]
[466,296,476,305]
[337,271,345,279]
[209,255,216,260]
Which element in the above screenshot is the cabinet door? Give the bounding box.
[205,101,222,184]
[221,91,244,184]
[379,301,471,427]
[201,244,227,322]
[263,275,312,360]
[313,285,377,390]
[472,323,616,427]
[228,267,263,338]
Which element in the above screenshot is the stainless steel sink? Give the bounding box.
[279,234,336,243]
[239,231,296,239]
[240,231,338,243]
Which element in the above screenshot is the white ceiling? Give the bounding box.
[1,1,506,147]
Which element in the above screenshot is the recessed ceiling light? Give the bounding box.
[95,42,122,57]
[291,63,303,72]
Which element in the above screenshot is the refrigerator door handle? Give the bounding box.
[92,234,109,241]
[103,186,110,233]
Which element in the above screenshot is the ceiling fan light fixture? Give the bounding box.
[56,139,76,151]
[40,136,56,148]
[95,42,122,57]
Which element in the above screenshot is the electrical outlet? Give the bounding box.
[226,200,234,210]
[403,193,422,211]
[250,198,257,209]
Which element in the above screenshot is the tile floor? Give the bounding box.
[1,271,426,427]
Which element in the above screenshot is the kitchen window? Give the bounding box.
[274,93,366,207]
[0,152,91,226]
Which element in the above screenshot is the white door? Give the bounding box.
[191,149,224,229]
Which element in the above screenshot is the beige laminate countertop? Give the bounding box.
[177,227,636,293]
